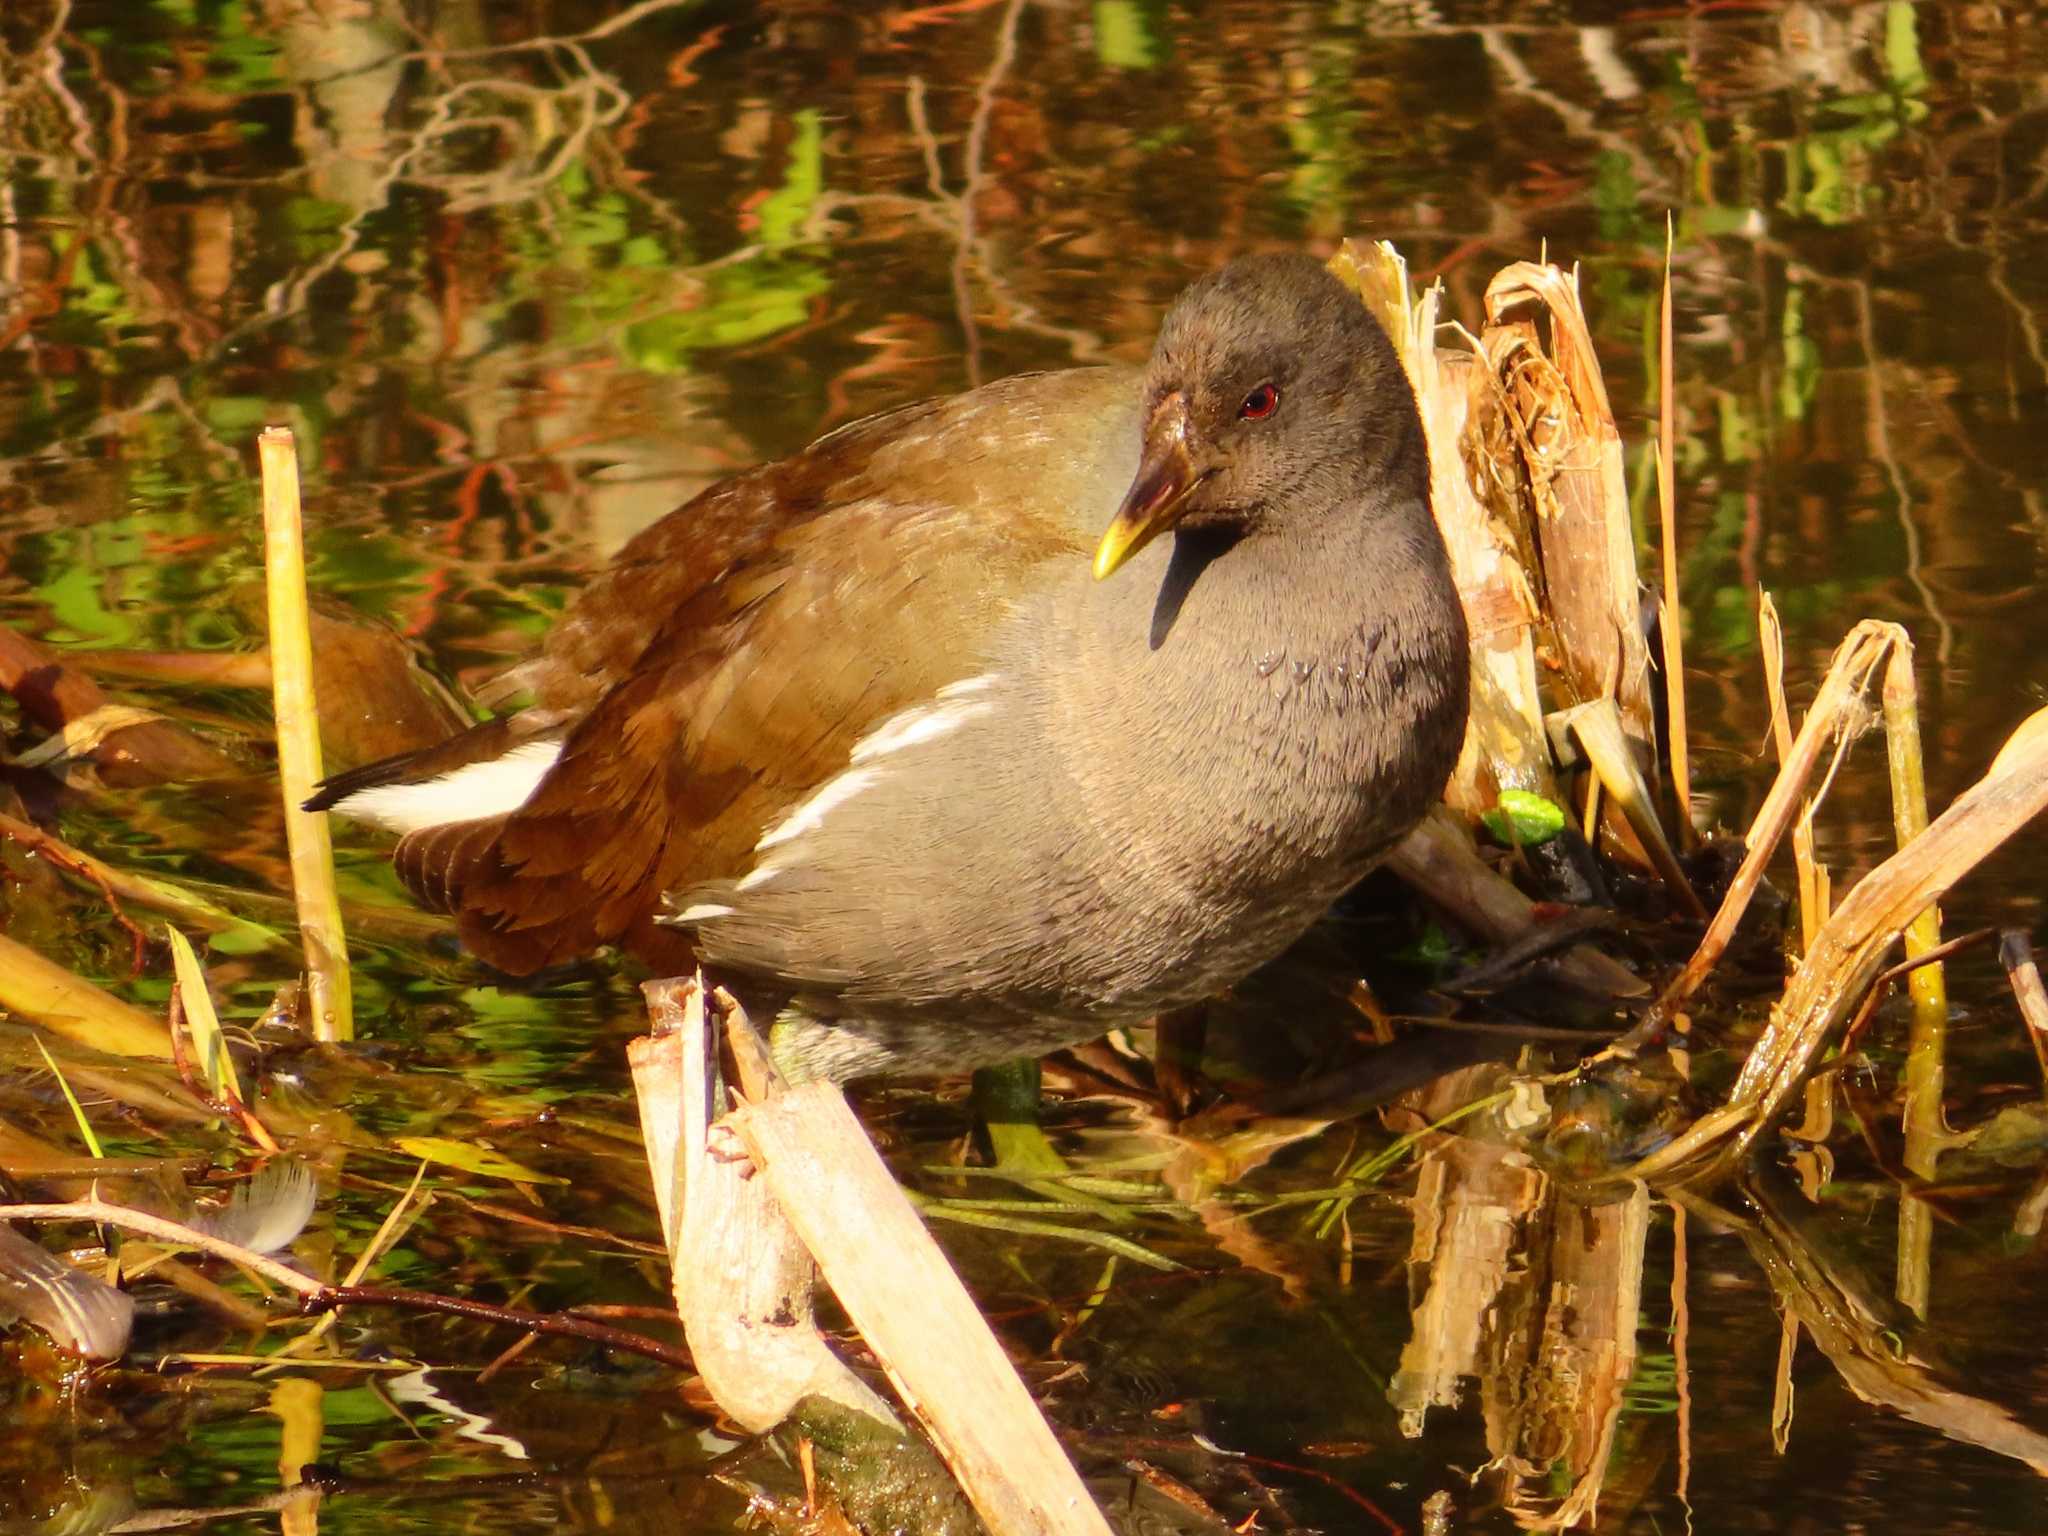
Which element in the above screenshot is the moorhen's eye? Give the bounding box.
[1239,383,1280,420]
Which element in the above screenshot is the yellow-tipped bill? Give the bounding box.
[1093,392,1202,580]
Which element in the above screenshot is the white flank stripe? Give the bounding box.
[848,698,992,764]
[756,768,878,850]
[936,673,997,699]
[332,738,562,835]
[669,903,734,923]
[736,864,782,892]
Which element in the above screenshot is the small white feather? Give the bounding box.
[848,697,992,764]
[737,864,782,892]
[756,767,878,850]
[936,673,997,699]
[330,738,562,835]
[669,902,734,923]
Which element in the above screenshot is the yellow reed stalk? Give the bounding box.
[0,933,170,1058]
[1884,642,1949,1183]
[260,428,352,1043]
[1758,594,1826,952]
[1658,216,1693,849]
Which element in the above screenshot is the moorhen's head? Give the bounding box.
[1094,252,1421,580]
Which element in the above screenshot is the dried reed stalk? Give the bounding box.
[1616,660,2048,1179]
[730,1072,1116,1536]
[1332,240,1555,816]
[1718,702,2048,1164]
[633,979,1113,1535]
[1623,620,1904,1045]
[631,978,894,1433]
[1553,700,1705,920]
[1479,262,1657,775]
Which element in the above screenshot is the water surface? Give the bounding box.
[3,1,2048,1531]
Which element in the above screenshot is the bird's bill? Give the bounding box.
[1094,392,1202,581]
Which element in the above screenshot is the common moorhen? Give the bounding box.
[311,254,1470,1080]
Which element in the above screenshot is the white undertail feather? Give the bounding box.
[330,738,563,834]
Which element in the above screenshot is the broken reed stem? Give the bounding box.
[1884,643,1949,1182]
[734,1084,1117,1536]
[1560,700,1704,919]
[1616,638,2042,1176]
[1998,930,2048,1098]
[259,428,351,1044]
[1657,217,1693,850]
[630,978,891,1434]
[1897,1194,1933,1321]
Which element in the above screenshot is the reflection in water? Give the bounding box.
[4,0,2048,1531]
[1388,1063,2048,1530]
[1393,1065,1655,1530]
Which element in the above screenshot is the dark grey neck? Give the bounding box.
[1144,483,1462,705]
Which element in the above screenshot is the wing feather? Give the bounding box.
[376,367,1138,973]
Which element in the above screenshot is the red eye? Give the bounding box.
[1239,383,1280,420]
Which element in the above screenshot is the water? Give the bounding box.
[3,1,2048,1531]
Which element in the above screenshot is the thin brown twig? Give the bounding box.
[0,811,148,973]
[0,1196,691,1369]
[1839,927,1998,1055]
[1999,930,2048,1096]
[0,1197,318,1295]
[307,1286,692,1370]
[1606,621,1901,1054]
[476,1331,542,1384]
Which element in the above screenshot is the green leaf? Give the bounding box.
[1480,789,1568,847]
[202,396,274,437]
[1094,1,1158,70]
[35,1038,106,1159]
[754,109,823,251]
[1882,1,1928,96]
[168,926,242,1102]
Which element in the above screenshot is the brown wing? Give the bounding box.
[412,366,1139,973]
